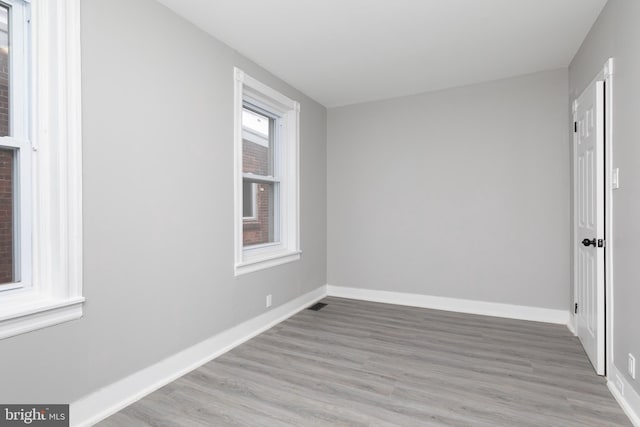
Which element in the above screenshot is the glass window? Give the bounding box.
[234,68,300,275]
[0,4,10,137]
[242,181,256,220]
[0,147,14,284]
[0,0,85,341]
[242,105,278,247]
[0,0,29,292]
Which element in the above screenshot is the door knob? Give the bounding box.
[582,238,596,247]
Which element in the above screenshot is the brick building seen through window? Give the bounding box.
[0,7,13,284]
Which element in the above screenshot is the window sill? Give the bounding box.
[0,292,85,340]
[235,249,301,276]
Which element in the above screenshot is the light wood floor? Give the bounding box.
[99,297,630,426]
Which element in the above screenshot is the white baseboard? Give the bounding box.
[567,315,577,335]
[71,285,328,427]
[326,285,569,325]
[609,365,640,427]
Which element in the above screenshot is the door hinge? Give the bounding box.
[575,303,578,314]
[597,239,605,248]
[574,122,577,133]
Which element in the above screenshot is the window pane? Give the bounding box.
[0,147,14,284]
[0,5,9,137]
[242,181,255,219]
[242,107,273,176]
[242,182,276,247]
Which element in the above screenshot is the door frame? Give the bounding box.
[571,57,614,377]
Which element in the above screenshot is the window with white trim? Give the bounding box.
[0,0,31,293]
[0,0,84,340]
[234,68,300,275]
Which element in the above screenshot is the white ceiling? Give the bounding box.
[156,0,607,107]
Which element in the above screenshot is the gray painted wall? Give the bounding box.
[569,0,640,396]
[0,0,326,403]
[328,69,569,310]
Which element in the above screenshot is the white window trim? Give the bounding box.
[234,68,300,276]
[0,0,84,340]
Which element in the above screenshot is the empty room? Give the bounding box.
[0,0,639,425]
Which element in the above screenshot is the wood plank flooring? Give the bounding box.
[99,297,630,426]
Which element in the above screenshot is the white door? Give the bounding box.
[574,79,605,375]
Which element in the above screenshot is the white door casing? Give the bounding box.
[574,78,605,376]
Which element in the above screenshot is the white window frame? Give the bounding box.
[234,68,300,276]
[0,0,84,340]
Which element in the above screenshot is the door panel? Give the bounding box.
[575,80,605,375]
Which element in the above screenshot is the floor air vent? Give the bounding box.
[307,302,327,311]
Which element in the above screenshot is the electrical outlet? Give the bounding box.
[266,294,272,308]
[629,354,636,380]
